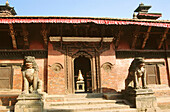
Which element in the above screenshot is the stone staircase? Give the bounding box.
[148,85,170,111]
[45,93,137,112]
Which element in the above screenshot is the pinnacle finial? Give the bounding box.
[140,2,144,6]
[6,0,9,6]
[77,70,84,81]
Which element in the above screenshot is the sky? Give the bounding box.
[1,0,170,20]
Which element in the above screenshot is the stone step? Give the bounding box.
[48,99,126,106]
[45,93,104,102]
[64,97,104,101]
[65,93,103,98]
[0,106,13,112]
[45,93,135,112]
[47,103,131,112]
[103,93,123,100]
[47,108,137,112]
[80,108,137,112]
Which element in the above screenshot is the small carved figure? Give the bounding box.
[22,56,42,94]
[125,57,147,89]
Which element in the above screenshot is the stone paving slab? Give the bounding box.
[48,99,126,106]
[47,108,137,112]
[46,103,131,111]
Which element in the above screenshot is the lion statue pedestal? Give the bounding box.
[15,93,43,112]
[122,57,161,112]
[15,56,43,112]
[123,88,161,112]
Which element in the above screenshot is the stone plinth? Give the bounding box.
[15,93,43,112]
[76,80,85,92]
[123,88,161,112]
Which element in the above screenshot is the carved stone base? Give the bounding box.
[75,80,85,92]
[123,88,161,112]
[15,93,43,112]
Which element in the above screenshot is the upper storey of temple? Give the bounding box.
[0,0,17,16]
[133,3,162,20]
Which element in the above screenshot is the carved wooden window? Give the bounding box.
[145,64,160,85]
[0,67,12,89]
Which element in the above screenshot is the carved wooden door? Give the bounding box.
[0,67,12,89]
[84,70,92,93]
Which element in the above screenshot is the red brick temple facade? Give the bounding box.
[0,2,170,111]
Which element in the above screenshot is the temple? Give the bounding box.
[0,1,170,112]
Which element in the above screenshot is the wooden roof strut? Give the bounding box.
[142,26,152,49]
[9,23,17,49]
[158,28,169,49]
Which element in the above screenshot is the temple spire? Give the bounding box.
[133,3,162,20]
[0,0,17,16]
[6,0,9,6]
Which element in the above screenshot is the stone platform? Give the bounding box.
[122,88,161,112]
[15,93,43,112]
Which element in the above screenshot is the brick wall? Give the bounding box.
[47,43,66,95]
[100,43,118,93]
[12,65,22,90]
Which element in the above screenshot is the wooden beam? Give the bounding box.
[41,24,49,49]
[49,37,114,42]
[115,26,122,48]
[140,32,170,35]
[9,23,17,49]
[158,28,169,49]
[131,26,141,49]
[141,26,152,49]
[21,24,29,49]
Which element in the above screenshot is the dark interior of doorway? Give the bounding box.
[74,56,92,93]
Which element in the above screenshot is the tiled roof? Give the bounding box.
[0,16,169,28]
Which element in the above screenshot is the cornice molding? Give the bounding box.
[116,50,170,58]
[0,50,47,59]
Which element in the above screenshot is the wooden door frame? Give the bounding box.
[71,51,98,93]
[66,50,101,94]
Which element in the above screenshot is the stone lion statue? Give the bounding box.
[21,56,42,94]
[125,57,147,89]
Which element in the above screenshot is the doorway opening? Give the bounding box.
[74,56,92,93]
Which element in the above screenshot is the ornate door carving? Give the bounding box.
[51,41,111,94]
